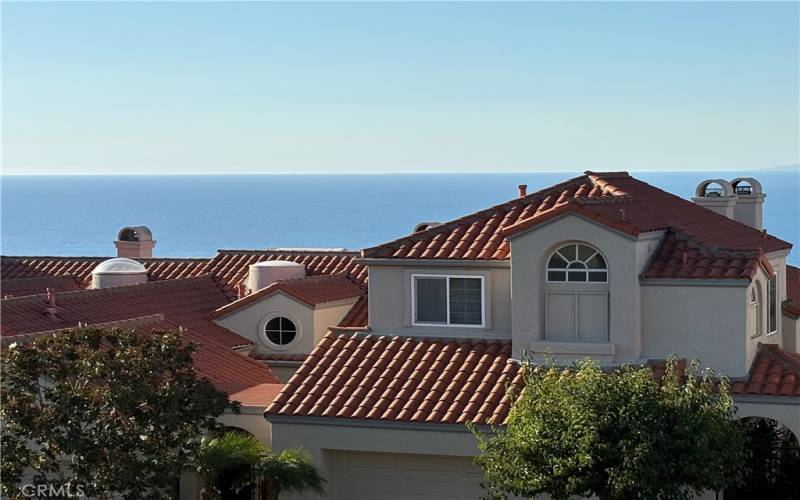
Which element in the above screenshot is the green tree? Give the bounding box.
[1,326,235,499]
[471,357,746,500]
[196,431,266,499]
[255,448,325,500]
[196,432,325,500]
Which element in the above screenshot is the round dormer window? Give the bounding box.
[263,316,297,346]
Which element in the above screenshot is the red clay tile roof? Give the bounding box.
[0,275,248,348]
[1,314,280,402]
[644,230,773,281]
[731,344,800,397]
[267,336,799,427]
[228,383,285,407]
[337,295,369,328]
[1,256,210,287]
[267,332,523,425]
[210,274,364,319]
[180,326,281,394]
[1,275,81,297]
[784,265,800,318]
[362,172,790,261]
[205,249,366,298]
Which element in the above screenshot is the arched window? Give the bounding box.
[544,242,609,343]
[547,243,608,282]
[264,316,297,346]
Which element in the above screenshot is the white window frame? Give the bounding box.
[546,243,608,283]
[767,272,778,336]
[411,274,486,328]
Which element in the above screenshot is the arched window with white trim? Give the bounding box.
[547,243,608,283]
[544,242,609,343]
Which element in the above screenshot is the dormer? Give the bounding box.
[210,272,364,381]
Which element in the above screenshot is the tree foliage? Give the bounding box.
[255,448,325,500]
[1,326,235,499]
[196,432,325,500]
[471,357,746,500]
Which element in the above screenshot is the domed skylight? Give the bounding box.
[91,257,147,275]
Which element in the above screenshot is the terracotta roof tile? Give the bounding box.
[1,275,81,298]
[0,275,248,348]
[336,295,369,328]
[204,250,366,298]
[731,344,800,397]
[644,230,772,281]
[266,332,522,425]
[210,274,364,319]
[1,256,210,287]
[268,338,799,427]
[1,315,280,401]
[362,172,790,262]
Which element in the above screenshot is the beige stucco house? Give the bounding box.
[253,172,798,499]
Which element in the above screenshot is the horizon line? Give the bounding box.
[2,165,798,177]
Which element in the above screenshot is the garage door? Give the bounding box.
[330,450,486,500]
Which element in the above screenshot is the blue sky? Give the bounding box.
[2,2,798,174]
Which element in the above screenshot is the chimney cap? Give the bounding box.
[518,184,528,198]
[117,226,153,242]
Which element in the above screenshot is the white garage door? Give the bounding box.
[330,450,486,500]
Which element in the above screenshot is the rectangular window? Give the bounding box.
[413,275,484,327]
[767,273,778,334]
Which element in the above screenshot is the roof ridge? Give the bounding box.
[1,273,219,303]
[362,173,592,255]
[1,255,210,261]
[214,249,360,256]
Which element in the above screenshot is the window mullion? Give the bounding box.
[445,277,451,325]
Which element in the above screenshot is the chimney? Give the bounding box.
[114,226,156,259]
[518,184,527,198]
[730,178,765,230]
[692,179,735,219]
[44,287,58,318]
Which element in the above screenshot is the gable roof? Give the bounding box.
[362,172,791,261]
[210,274,365,319]
[0,275,248,348]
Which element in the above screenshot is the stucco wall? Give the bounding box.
[782,314,799,352]
[642,284,748,376]
[214,293,315,355]
[508,214,660,362]
[213,293,354,356]
[368,264,512,339]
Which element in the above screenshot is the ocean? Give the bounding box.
[1,171,798,265]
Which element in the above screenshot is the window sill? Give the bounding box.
[529,340,615,356]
